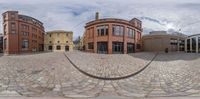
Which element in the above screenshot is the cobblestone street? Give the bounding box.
[0,51,200,98]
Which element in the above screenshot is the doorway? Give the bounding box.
[65,46,69,51]
[97,42,108,54]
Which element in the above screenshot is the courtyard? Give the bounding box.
[0,51,200,99]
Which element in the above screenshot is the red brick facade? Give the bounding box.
[84,17,142,54]
[2,11,45,54]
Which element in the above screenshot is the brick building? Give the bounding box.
[0,34,3,53]
[2,11,45,54]
[83,12,142,54]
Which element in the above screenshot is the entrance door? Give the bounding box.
[112,42,123,54]
[127,43,135,53]
[48,46,53,51]
[65,46,69,51]
[97,42,108,54]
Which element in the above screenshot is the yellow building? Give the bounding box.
[44,30,73,52]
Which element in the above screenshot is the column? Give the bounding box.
[123,26,127,54]
[108,24,112,54]
[185,39,187,52]
[177,38,180,52]
[93,26,97,53]
[190,38,192,52]
[134,30,137,52]
[196,37,199,53]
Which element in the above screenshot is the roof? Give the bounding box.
[85,18,142,31]
[143,31,187,39]
[188,33,200,37]
[2,11,18,15]
[46,30,73,33]
[19,14,43,25]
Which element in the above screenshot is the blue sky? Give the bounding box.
[0,0,200,39]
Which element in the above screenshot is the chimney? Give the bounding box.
[95,12,99,20]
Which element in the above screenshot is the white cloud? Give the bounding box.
[0,0,200,39]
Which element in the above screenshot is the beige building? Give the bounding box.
[142,31,187,52]
[44,30,73,52]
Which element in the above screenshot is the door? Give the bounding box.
[97,42,108,54]
[65,46,69,51]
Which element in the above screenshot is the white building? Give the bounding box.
[185,34,200,53]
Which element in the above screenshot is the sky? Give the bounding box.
[0,0,200,39]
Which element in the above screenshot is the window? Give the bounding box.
[198,37,200,53]
[49,41,52,43]
[3,15,6,21]
[170,38,178,45]
[56,45,61,50]
[21,24,29,30]
[137,44,141,49]
[66,41,68,43]
[113,25,124,36]
[97,25,108,36]
[32,34,37,38]
[88,43,94,49]
[112,42,123,54]
[97,42,108,54]
[11,13,15,19]
[127,28,135,38]
[32,28,37,32]
[127,43,135,53]
[4,24,7,35]
[48,46,52,50]
[179,40,185,51]
[192,37,196,52]
[22,32,29,36]
[137,22,141,28]
[66,34,68,36]
[187,39,190,52]
[22,39,29,49]
[0,37,3,49]
[11,30,16,34]
[4,38,7,50]
[11,23,16,29]
[49,34,51,37]
[57,41,60,43]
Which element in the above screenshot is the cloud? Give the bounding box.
[0,0,200,39]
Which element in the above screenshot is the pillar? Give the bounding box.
[134,30,137,52]
[93,26,97,53]
[177,38,180,52]
[185,39,187,52]
[108,24,112,54]
[196,37,198,53]
[190,38,192,52]
[123,26,127,54]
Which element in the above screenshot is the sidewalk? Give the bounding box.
[0,96,200,99]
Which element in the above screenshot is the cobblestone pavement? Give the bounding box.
[0,51,200,98]
[66,51,156,79]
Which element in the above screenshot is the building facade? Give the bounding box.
[2,11,45,54]
[0,34,3,53]
[44,30,73,52]
[142,31,187,52]
[83,12,142,54]
[185,34,200,53]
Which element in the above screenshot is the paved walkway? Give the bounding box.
[0,51,200,98]
[0,96,200,99]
